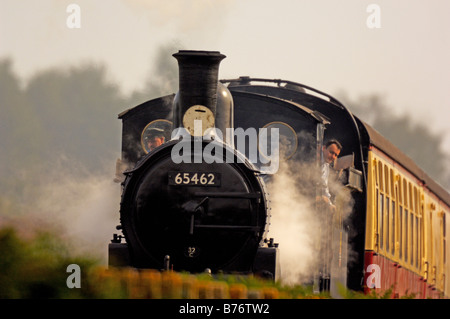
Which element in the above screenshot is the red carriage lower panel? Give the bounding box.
[363,251,440,298]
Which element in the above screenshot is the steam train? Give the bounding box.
[109,50,450,298]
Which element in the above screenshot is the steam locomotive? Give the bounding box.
[109,50,450,298]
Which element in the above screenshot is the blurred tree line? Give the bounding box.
[1,43,449,212]
[0,58,124,209]
[338,93,450,190]
[0,44,179,210]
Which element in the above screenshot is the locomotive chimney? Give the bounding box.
[172,50,233,144]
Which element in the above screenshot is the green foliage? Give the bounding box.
[205,273,326,299]
[0,227,99,298]
[0,225,416,299]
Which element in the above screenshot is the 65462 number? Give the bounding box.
[168,172,220,186]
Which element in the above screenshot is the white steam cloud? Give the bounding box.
[266,158,355,286]
[266,160,320,285]
[122,0,235,33]
[16,155,121,264]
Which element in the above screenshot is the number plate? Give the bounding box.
[168,172,221,186]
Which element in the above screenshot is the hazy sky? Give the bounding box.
[1,0,450,150]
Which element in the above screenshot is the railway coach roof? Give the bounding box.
[359,118,450,207]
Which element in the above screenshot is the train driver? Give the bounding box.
[145,127,166,152]
[318,139,342,213]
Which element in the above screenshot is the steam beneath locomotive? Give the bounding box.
[267,158,355,285]
[267,160,321,284]
[267,157,355,284]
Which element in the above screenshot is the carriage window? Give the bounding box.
[403,179,408,262]
[384,165,390,254]
[376,161,383,250]
[391,198,396,255]
[415,216,419,268]
[411,213,415,266]
[378,162,384,192]
[380,193,384,250]
[398,177,403,259]
[390,169,396,255]
[413,187,420,269]
[386,196,390,252]
[405,208,408,262]
[443,213,447,265]
[399,205,403,259]
[259,122,298,160]
[408,183,413,213]
[384,165,390,195]
[374,159,379,187]
[141,119,173,154]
